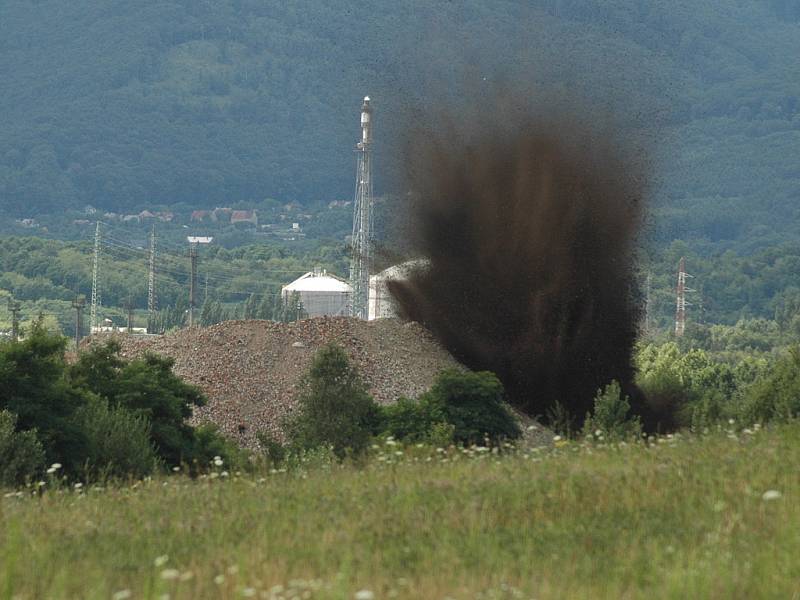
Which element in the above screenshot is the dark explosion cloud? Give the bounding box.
[387,110,662,431]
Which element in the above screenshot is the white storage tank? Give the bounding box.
[281,268,352,317]
[368,259,429,320]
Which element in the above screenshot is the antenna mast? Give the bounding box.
[90,221,101,331]
[349,96,374,319]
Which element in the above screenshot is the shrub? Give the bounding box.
[738,347,800,424]
[582,380,642,441]
[256,431,286,466]
[0,410,45,487]
[285,344,383,458]
[381,397,444,442]
[0,321,89,474]
[381,370,520,446]
[70,342,207,467]
[422,370,520,445]
[71,397,157,479]
[190,423,249,472]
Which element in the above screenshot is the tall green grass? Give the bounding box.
[1,425,799,599]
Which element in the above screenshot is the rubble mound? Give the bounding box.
[104,317,463,448]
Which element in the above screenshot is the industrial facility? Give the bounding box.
[368,259,429,320]
[281,269,352,318]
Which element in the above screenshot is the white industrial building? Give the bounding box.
[368,259,429,320]
[282,269,352,317]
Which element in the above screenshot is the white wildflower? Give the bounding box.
[214,575,226,585]
[762,490,782,501]
[354,590,375,600]
[160,569,180,581]
[154,555,169,567]
[112,590,133,600]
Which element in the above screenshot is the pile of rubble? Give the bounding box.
[96,318,458,448]
[93,317,553,449]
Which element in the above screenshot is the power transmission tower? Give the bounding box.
[349,95,374,320]
[90,221,102,332]
[123,297,134,333]
[7,297,21,341]
[72,296,85,349]
[188,243,198,327]
[675,257,694,337]
[147,225,157,321]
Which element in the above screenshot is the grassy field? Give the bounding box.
[1,425,799,600]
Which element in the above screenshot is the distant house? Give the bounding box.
[231,210,258,226]
[122,214,140,223]
[191,210,211,222]
[156,211,174,222]
[139,210,156,221]
[328,200,352,209]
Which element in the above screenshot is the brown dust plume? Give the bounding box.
[387,115,656,430]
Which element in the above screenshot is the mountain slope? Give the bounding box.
[0,0,798,251]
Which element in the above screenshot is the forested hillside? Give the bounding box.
[1,0,799,253]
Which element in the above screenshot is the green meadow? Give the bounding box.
[2,425,798,600]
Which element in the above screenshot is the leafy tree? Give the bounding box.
[200,298,225,326]
[0,409,45,487]
[70,341,207,467]
[71,397,157,479]
[419,370,521,446]
[0,320,89,472]
[243,293,258,319]
[582,381,642,441]
[285,343,382,458]
[738,347,800,424]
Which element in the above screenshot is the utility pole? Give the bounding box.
[7,297,21,341]
[349,95,374,319]
[90,221,102,332]
[72,296,85,349]
[189,243,198,327]
[123,297,134,333]
[147,225,157,326]
[675,257,694,337]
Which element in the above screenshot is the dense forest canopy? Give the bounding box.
[0,0,799,254]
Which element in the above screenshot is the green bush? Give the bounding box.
[582,381,642,441]
[285,344,383,458]
[0,410,45,487]
[426,370,521,445]
[190,423,249,472]
[381,370,520,446]
[738,347,800,424]
[381,397,444,443]
[0,321,89,474]
[256,431,287,467]
[70,342,207,467]
[71,397,157,479]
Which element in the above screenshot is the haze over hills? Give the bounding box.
[0,0,799,251]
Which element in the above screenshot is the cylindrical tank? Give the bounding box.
[281,269,352,317]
